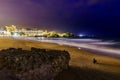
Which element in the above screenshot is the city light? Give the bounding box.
[0,25,75,37]
[79,34,84,37]
[13,32,19,37]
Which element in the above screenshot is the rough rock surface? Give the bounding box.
[0,47,70,80]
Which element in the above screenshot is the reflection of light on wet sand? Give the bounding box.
[78,48,81,49]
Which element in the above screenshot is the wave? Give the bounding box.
[39,38,120,56]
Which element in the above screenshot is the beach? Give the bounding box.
[0,37,120,80]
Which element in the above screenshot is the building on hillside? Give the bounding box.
[22,30,44,36]
[0,25,45,37]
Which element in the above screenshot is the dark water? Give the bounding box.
[55,37,120,49]
[89,37,120,49]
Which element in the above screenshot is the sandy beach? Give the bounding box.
[0,38,120,80]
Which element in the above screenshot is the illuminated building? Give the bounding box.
[0,25,45,37]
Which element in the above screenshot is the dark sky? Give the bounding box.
[0,0,120,37]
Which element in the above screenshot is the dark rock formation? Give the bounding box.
[0,47,70,80]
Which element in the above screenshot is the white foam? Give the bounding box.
[40,38,120,55]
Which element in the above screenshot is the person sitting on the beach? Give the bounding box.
[93,58,97,64]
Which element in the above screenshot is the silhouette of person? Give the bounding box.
[93,58,97,64]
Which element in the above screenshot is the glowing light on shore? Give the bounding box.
[79,34,84,37]
[78,48,81,49]
[13,32,19,37]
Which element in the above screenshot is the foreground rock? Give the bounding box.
[0,48,70,80]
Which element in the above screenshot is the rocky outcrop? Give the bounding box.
[0,47,70,80]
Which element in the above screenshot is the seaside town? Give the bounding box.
[0,25,74,37]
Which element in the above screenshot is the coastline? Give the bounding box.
[0,37,120,74]
[39,39,120,57]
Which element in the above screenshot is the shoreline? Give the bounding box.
[39,39,120,56]
[41,40,120,59]
[81,48,120,59]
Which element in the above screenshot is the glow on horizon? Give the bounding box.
[79,34,84,37]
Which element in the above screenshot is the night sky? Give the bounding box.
[0,0,120,37]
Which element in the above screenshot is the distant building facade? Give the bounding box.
[0,25,45,37]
